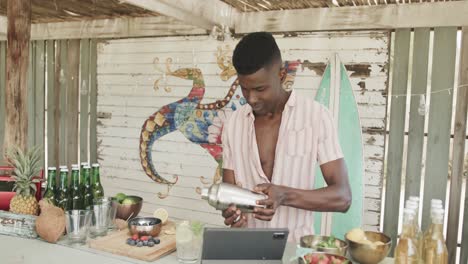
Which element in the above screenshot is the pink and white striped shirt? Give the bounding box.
[222,90,343,242]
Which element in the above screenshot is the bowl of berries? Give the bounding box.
[128,217,162,237]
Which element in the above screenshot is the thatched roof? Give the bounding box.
[0,0,160,23]
[221,0,463,11]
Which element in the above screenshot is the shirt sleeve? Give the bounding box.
[317,105,344,165]
[221,121,234,170]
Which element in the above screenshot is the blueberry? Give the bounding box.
[135,239,140,243]
[148,241,155,247]
[154,238,160,244]
[126,238,133,244]
[129,240,136,246]
[143,241,148,246]
[136,241,143,247]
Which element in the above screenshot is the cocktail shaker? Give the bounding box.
[201,182,268,212]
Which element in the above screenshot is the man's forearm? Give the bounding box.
[282,184,351,213]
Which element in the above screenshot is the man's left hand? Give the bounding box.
[253,183,288,221]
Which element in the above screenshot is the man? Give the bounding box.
[221,32,352,242]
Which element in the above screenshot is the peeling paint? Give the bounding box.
[345,64,371,78]
[301,60,326,75]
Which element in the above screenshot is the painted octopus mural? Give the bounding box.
[139,45,300,198]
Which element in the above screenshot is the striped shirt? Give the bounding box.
[222,90,343,242]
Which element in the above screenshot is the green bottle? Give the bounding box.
[43,167,57,205]
[57,168,71,211]
[71,166,83,210]
[91,163,104,200]
[81,165,93,208]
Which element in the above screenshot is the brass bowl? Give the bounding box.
[128,217,162,237]
[115,196,143,220]
[300,235,348,256]
[299,252,353,264]
[345,231,392,264]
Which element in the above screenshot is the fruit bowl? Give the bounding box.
[345,231,391,264]
[299,252,352,264]
[300,235,348,256]
[114,195,143,220]
[128,217,162,237]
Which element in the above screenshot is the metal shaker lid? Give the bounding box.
[201,187,209,200]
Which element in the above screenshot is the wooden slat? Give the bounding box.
[27,41,35,148]
[463,178,468,264]
[66,39,80,166]
[452,27,468,264]
[383,29,411,256]
[34,40,45,165]
[404,28,430,200]
[79,39,90,164]
[58,40,68,167]
[89,39,98,163]
[0,42,6,164]
[46,40,57,168]
[421,27,457,231]
[53,40,61,168]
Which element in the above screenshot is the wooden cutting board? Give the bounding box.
[88,221,176,262]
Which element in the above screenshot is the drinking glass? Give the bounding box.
[176,220,204,264]
[65,210,92,244]
[88,197,116,237]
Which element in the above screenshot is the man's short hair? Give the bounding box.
[233,32,282,75]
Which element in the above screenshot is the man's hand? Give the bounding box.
[222,205,247,227]
[253,183,288,221]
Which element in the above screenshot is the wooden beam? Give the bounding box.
[122,0,238,30]
[3,0,31,152]
[235,1,468,33]
[32,16,205,40]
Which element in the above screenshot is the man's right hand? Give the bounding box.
[222,205,247,227]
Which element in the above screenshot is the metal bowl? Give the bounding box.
[115,195,143,220]
[128,217,162,237]
[300,235,348,256]
[299,252,353,264]
[345,231,391,264]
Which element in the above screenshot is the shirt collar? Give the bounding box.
[244,90,296,117]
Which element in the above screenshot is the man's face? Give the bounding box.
[238,63,284,116]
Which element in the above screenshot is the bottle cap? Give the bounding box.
[48,167,56,170]
[409,196,420,202]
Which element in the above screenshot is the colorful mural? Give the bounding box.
[139,47,301,198]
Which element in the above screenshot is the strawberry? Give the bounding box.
[310,254,320,264]
[132,234,139,240]
[140,236,149,241]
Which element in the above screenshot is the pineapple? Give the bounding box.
[6,146,43,215]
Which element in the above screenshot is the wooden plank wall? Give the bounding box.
[384,27,466,261]
[96,32,389,227]
[0,39,97,169]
